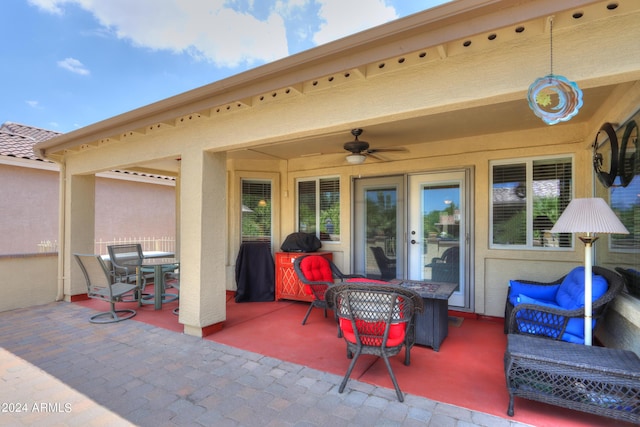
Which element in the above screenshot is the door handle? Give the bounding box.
[411,239,418,245]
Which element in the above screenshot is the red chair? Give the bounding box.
[325,282,423,402]
[293,255,364,325]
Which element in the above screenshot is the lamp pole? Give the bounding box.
[579,234,598,346]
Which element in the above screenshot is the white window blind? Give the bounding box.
[241,180,271,244]
[491,157,572,248]
[297,177,340,241]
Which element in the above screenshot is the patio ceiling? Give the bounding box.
[225,84,618,163]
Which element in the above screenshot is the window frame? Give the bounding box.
[490,155,574,250]
[296,175,340,243]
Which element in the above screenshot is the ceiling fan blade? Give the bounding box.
[368,147,407,154]
[367,152,386,161]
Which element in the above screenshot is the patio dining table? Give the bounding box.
[122,257,179,310]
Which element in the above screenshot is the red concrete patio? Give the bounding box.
[76,290,635,427]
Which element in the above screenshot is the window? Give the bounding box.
[241,179,271,244]
[610,178,639,251]
[491,156,572,249]
[297,177,340,242]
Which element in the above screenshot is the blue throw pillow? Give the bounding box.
[508,280,559,305]
[555,267,609,310]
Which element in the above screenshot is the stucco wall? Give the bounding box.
[0,253,58,312]
[0,164,58,254]
[95,176,176,243]
[595,293,640,354]
[0,162,176,255]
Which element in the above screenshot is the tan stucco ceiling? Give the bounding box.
[226,84,618,162]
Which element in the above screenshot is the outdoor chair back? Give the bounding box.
[74,253,137,323]
[325,282,423,402]
[293,255,364,325]
[370,246,396,280]
[108,243,146,284]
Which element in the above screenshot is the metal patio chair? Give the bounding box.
[108,243,176,304]
[74,253,137,323]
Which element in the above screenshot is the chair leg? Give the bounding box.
[381,353,404,402]
[339,348,361,393]
[90,302,136,324]
[302,302,315,325]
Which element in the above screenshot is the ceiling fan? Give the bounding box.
[343,128,405,164]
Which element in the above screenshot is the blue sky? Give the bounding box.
[3,0,450,133]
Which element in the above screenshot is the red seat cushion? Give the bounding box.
[339,318,406,347]
[300,256,334,295]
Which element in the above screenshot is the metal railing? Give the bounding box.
[38,237,175,255]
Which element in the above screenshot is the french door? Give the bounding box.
[354,170,472,310]
[408,171,470,308]
[353,176,404,281]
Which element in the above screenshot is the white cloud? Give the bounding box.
[26,100,41,109]
[31,0,407,69]
[313,0,398,45]
[34,0,290,68]
[28,0,65,15]
[57,57,90,75]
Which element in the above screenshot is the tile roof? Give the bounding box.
[0,121,61,161]
[0,121,175,182]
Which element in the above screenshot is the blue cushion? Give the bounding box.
[517,294,560,308]
[555,267,608,310]
[508,280,560,306]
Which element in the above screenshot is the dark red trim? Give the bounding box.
[70,293,89,302]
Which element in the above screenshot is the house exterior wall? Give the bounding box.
[279,125,593,317]
[0,164,58,254]
[94,175,176,245]
[57,87,640,320]
[0,253,57,312]
[0,161,175,255]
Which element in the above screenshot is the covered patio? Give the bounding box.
[53,289,629,427]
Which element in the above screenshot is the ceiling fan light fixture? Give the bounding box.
[346,153,366,164]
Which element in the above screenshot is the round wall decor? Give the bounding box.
[593,122,619,188]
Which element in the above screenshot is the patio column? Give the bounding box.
[65,173,96,300]
[178,149,227,337]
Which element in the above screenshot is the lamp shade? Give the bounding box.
[550,198,629,235]
[346,154,366,164]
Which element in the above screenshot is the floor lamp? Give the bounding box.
[550,198,629,345]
